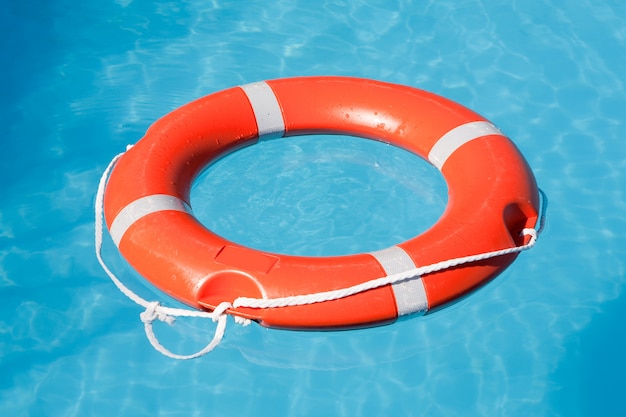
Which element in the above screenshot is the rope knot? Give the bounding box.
[140,301,175,325]
[210,301,253,326]
[211,301,233,322]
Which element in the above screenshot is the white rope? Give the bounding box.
[94,146,251,360]
[233,228,539,310]
[233,190,547,311]
[96,146,545,360]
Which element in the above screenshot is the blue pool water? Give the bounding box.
[2,0,625,416]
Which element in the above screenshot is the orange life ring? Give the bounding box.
[104,76,539,329]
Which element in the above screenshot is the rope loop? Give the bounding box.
[141,306,230,360]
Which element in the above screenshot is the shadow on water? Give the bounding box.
[549,290,626,417]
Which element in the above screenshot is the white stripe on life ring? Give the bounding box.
[240,81,285,140]
[109,195,192,247]
[370,246,428,316]
[428,121,504,170]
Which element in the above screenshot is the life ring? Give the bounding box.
[103,76,540,329]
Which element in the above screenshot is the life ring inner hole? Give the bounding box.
[190,134,448,257]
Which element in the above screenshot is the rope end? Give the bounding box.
[234,316,253,326]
